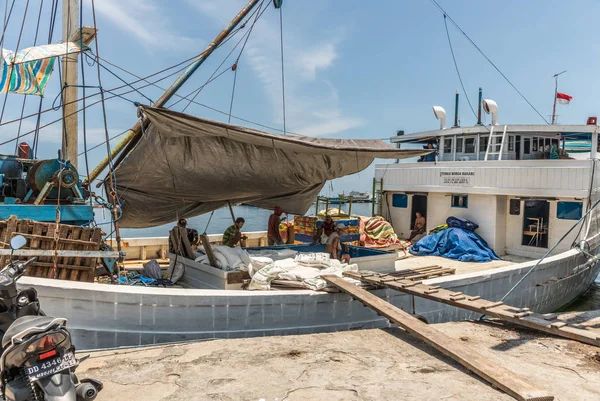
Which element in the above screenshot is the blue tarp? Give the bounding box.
[409,227,500,263]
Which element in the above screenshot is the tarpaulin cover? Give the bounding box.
[409,228,500,263]
[112,107,432,228]
[1,42,87,95]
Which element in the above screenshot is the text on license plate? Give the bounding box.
[25,352,77,381]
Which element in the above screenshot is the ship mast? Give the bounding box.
[84,0,262,187]
[61,0,79,168]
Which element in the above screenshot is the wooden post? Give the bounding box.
[200,234,217,267]
[227,201,236,224]
[62,0,79,168]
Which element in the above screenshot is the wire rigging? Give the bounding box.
[429,0,549,124]
[15,0,45,154]
[79,0,91,198]
[224,0,267,121]
[176,0,269,112]
[0,0,31,125]
[443,15,477,120]
[0,0,16,52]
[278,4,287,135]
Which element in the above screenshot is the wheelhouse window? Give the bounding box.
[557,201,583,220]
[524,138,531,154]
[464,137,475,154]
[451,194,468,208]
[508,135,515,151]
[480,136,488,152]
[443,138,452,153]
[456,138,464,153]
[392,194,408,208]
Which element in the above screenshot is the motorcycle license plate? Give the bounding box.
[25,352,77,381]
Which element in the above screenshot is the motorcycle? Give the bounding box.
[0,235,102,401]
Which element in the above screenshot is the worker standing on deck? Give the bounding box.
[311,215,336,245]
[222,217,245,247]
[268,206,284,245]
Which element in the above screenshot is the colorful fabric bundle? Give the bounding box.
[429,223,448,235]
[360,216,403,248]
[0,42,87,96]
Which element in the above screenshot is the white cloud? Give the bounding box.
[89,0,195,49]
[187,0,364,137]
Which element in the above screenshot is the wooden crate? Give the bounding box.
[0,216,102,282]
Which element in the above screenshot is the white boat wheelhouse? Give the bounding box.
[376,102,600,259]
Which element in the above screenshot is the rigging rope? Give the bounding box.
[443,14,477,121]
[224,0,267,121]
[91,0,124,269]
[278,3,287,135]
[177,0,269,112]
[79,0,91,200]
[35,0,59,158]
[15,0,45,154]
[0,0,30,125]
[429,0,550,124]
[0,0,16,52]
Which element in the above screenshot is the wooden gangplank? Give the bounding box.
[322,275,554,401]
[344,271,600,348]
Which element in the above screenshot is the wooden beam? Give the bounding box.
[347,272,600,348]
[0,249,119,258]
[200,234,217,268]
[227,201,236,224]
[322,275,553,401]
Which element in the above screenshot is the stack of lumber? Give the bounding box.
[0,216,103,282]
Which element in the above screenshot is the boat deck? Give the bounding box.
[393,253,532,275]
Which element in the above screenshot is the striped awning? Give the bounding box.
[0,42,87,96]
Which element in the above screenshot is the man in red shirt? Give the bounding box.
[268,206,284,245]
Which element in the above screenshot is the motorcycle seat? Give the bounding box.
[2,316,58,349]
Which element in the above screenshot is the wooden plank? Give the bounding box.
[55,225,70,280]
[322,275,553,401]
[72,229,90,281]
[80,228,102,282]
[349,272,600,348]
[17,233,98,247]
[0,249,118,257]
[30,262,93,271]
[0,216,17,267]
[200,234,217,267]
[28,222,45,277]
[226,270,251,284]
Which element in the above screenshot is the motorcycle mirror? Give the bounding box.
[10,235,27,250]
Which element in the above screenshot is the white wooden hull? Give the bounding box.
[18,241,599,350]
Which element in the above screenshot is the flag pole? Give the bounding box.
[551,70,567,124]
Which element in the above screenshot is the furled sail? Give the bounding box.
[111,106,432,228]
[0,42,87,96]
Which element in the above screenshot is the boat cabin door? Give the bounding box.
[522,200,549,248]
[515,135,521,160]
[411,194,428,230]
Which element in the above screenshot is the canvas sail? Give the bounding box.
[111,106,432,228]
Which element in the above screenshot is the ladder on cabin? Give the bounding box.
[484,125,508,160]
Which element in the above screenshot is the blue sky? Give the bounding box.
[1,0,599,195]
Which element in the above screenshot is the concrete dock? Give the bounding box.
[77,315,600,401]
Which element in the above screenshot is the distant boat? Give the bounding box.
[347,191,373,203]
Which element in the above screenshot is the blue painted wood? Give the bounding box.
[0,204,93,224]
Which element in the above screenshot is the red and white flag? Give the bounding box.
[556,92,573,104]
